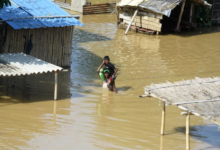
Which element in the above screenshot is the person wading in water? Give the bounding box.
[97,56,118,93]
[103,69,117,93]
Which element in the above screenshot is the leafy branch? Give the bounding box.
[0,0,11,9]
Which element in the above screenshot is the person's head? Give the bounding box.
[104,56,110,64]
[103,69,110,78]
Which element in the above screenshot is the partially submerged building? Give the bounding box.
[0,0,84,67]
[116,0,211,34]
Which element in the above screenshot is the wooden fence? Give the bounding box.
[83,3,115,15]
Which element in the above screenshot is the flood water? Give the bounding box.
[1,14,220,150]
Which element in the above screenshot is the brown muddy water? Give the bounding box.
[1,14,220,150]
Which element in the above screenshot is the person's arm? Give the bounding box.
[97,61,105,77]
[112,68,118,77]
[110,63,118,77]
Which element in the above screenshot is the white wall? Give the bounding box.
[71,0,87,12]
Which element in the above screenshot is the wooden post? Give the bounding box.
[161,101,166,135]
[176,0,186,31]
[189,3,194,31]
[54,71,58,100]
[116,7,120,24]
[125,9,138,35]
[186,113,190,150]
[211,0,215,20]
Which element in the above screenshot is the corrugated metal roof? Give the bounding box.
[0,0,84,29]
[138,0,211,17]
[117,0,144,7]
[0,53,63,76]
[138,0,180,16]
[117,0,211,17]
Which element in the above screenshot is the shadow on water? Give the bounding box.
[116,86,132,91]
[161,26,220,37]
[73,28,112,43]
[0,71,83,104]
[174,124,220,149]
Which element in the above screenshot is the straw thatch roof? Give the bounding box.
[145,77,220,125]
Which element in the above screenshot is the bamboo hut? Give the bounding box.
[0,0,83,67]
[140,77,220,149]
[116,0,211,35]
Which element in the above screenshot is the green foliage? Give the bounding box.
[0,0,11,9]
[194,5,212,28]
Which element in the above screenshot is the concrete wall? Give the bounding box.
[71,0,87,12]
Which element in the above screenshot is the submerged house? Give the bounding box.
[116,0,211,34]
[0,0,83,67]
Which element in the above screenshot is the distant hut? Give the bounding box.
[0,0,83,67]
[116,0,211,34]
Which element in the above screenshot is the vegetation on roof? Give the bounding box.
[0,0,11,9]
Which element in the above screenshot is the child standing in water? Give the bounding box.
[103,69,117,93]
[97,56,118,93]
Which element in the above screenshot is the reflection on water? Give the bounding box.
[1,14,220,149]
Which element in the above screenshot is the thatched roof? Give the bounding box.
[144,77,220,125]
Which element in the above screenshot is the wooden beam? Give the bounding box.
[176,0,186,31]
[212,18,220,21]
[181,112,194,115]
[125,9,138,35]
[161,101,166,135]
[174,99,220,106]
[189,3,194,30]
[212,0,216,19]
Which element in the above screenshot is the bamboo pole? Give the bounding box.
[54,71,58,100]
[186,113,190,150]
[125,9,138,35]
[174,99,220,105]
[161,101,166,135]
[176,0,186,31]
[181,112,193,115]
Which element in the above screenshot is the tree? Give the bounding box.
[0,0,11,9]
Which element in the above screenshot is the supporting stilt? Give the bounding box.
[186,113,190,150]
[125,9,138,35]
[54,71,58,100]
[176,0,186,32]
[161,101,166,135]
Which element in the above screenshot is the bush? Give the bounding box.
[194,5,212,27]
